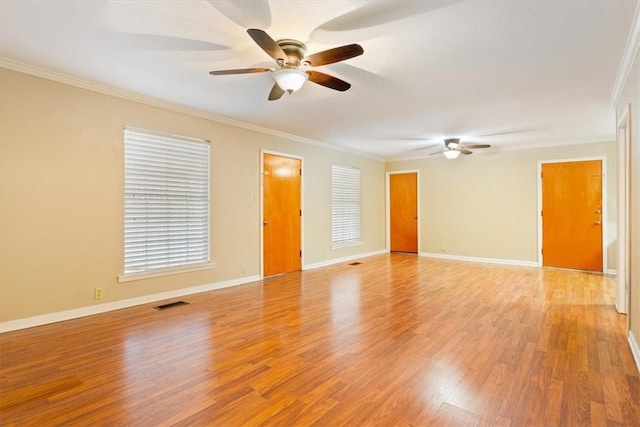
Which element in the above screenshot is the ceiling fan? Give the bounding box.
[429,138,491,159]
[209,29,364,101]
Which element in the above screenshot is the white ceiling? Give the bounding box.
[1,0,637,160]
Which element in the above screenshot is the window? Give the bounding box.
[331,165,361,248]
[122,127,210,278]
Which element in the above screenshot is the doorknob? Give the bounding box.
[594,220,601,225]
[263,220,269,226]
[595,209,601,214]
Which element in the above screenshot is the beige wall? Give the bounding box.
[616,49,639,350]
[387,141,617,266]
[0,68,386,323]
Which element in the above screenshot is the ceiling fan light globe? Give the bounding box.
[443,149,460,160]
[272,68,308,93]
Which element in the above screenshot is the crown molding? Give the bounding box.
[610,1,640,107]
[0,57,383,162]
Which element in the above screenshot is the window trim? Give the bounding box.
[118,262,215,283]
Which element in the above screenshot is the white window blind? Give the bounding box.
[331,165,361,247]
[124,127,210,275]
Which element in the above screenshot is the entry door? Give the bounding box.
[390,172,418,253]
[263,153,301,277]
[542,160,602,271]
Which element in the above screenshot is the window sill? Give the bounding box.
[118,262,216,283]
[331,241,363,250]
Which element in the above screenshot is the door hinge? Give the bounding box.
[300,209,302,216]
[541,172,543,178]
[299,169,302,176]
[299,250,302,258]
[541,210,543,216]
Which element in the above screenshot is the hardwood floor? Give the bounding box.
[1,254,639,426]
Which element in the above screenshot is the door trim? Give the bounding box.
[260,149,304,278]
[386,170,420,253]
[536,156,607,273]
[617,104,631,315]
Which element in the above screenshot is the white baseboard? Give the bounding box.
[0,275,261,333]
[303,249,389,270]
[629,331,640,374]
[420,252,539,268]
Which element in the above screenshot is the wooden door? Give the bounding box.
[263,153,301,277]
[390,172,418,253]
[542,160,602,271]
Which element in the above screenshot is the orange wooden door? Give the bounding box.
[390,173,418,253]
[263,153,301,276]
[542,160,602,271]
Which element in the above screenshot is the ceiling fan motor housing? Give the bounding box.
[276,39,307,66]
[444,138,460,149]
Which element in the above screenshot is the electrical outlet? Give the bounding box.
[441,246,446,252]
[241,264,247,274]
[94,287,103,300]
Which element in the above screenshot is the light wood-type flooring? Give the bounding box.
[1,254,639,426]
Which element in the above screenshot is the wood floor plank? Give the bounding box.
[1,254,639,425]
[427,402,481,426]
[0,375,82,410]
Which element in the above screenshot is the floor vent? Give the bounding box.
[154,301,189,311]
[348,262,362,266]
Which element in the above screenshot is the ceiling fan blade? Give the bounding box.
[303,44,364,66]
[428,150,444,156]
[307,71,351,91]
[207,1,271,29]
[312,1,460,33]
[477,128,535,137]
[411,143,442,152]
[209,68,272,75]
[463,144,491,149]
[268,83,285,101]
[460,149,473,155]
[106,32,231,52]
[247,28,287,62]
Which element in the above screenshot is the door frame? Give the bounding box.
[260,149,304,278]
[536,156,608,273]
[386,170,420,254]
[617,104,631,315]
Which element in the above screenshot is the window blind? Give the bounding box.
[331,165,361,246]
[124,127,210,275]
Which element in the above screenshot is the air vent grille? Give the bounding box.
[154,301,189,310]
